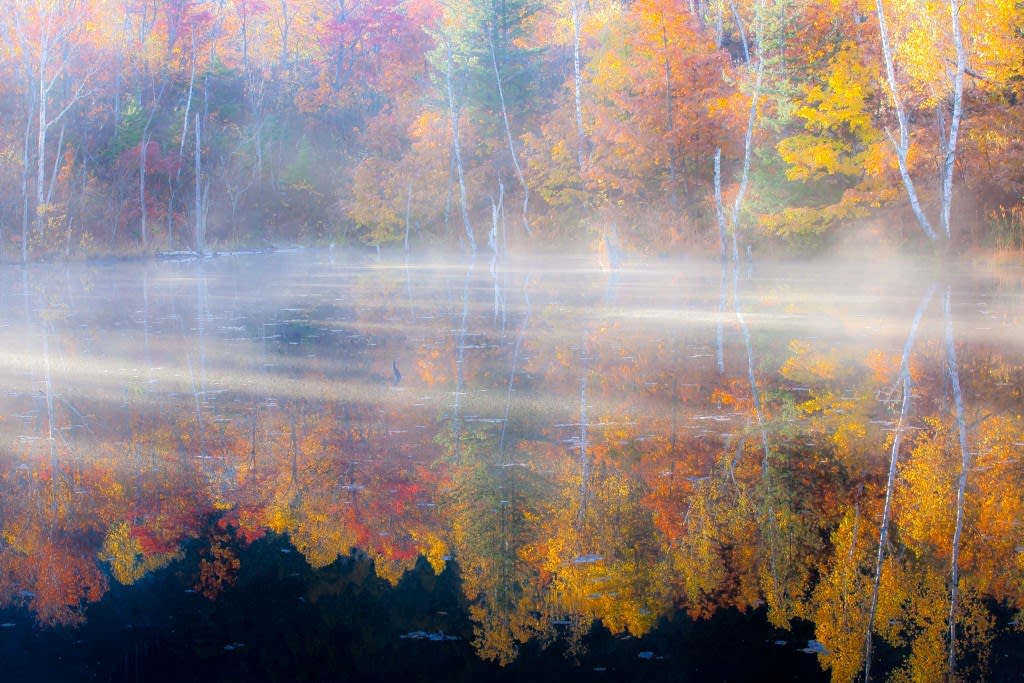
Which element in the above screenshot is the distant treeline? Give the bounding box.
[1,0,1022,261]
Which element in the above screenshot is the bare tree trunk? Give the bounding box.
[713,0,763,262]
[863,284,936,682]
[661,20,678,209]
[489,184,505,324]
[32,5,90,239]
[875,0,939,241]
[35,31,50,237]
[571,0,587,173]
[195,113,205,255]
[444,35,476,254]
[487,30,531,236]
[729,33,763,264]
[944,286,970,676]
[940,0,966,240]
[138,77,166,250]
[45,122,64,205]
[168,45,197,250]
[20,98,33,264]
[728,0,750,64]
[404,183,412,252]
[277,0,292,69]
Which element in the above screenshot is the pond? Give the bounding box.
[0,249,1022,681]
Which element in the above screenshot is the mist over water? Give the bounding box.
[1,249,1022,680]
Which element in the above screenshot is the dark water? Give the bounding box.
[1,250,1022,681]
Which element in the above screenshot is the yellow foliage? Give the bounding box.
[897,423,955,557]
[100,521,182,586]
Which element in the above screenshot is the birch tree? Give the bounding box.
[874,0,967,242]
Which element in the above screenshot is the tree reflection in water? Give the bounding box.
[0,252,1022,681]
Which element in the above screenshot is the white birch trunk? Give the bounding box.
[571,0,586,172]
[940,0,966,240]
[875,0,939,241]
[444,35,476,254]
[488,31,531,236]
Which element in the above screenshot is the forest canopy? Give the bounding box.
[1,0,1022,261]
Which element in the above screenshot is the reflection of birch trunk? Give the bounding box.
[498,279,529,458]
[575,343,591,530]
[42,323,59,518]
[187,266,210,459]
[289,408,299,487]
[732,271,769,476]
[863,284,935,683]
[944,286,970,676]
[730,252,781,618]
[452,260,473,460]
[143,269,152,407]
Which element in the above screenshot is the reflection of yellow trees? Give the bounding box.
[875,559,993,683]
[0,451,109,626]
[543,464,669,637]
[101,521,182,586]
[447,427,554,666]
[248,399,444,582]
[3,266,1024,683]
[810,506,874,682]
[969,415,1024,604]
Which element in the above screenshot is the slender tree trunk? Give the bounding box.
[487,30,531,236]
[168,50,197,249]
[45,122,64,205]
[728,0,750,64]
[729,29,763,263]
[662,21,678,209]
[940,0,966,240]
[36,35,50,238]
[713,0,763,262]
[444,35,476,253]
[195,113,204,255]
[138,79,165,250]
[571,0,587,173]
[863,284,936,682]
[404,183,412,252]
[875,0,939,241]
[21,98,33,263]
[489,183,505,324]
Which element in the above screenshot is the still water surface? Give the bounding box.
[0,250,1022,681]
